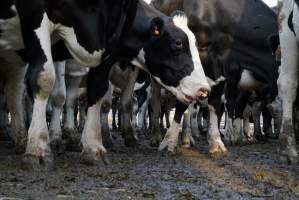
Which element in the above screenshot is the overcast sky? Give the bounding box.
[263,0,277,7]
[144,0,278,8]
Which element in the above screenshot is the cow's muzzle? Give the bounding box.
[196,88,209,100]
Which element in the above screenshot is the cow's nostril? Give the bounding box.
[196,88,209,99]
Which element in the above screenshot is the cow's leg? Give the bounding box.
[243,104,255,143]
[120,68,139,147]
[159,101,188,153]
[137,97,149,133]
[6,66,27,152]
[111,97,119,131]
[0,87,10,141]
[149,80,162,147]
[262,105,272,139]
[21,14,56,168]
[181,109,195,148]
[251,102,262,141]
[132,96,139,129]
[78,90,87,133]
[100,84,113,148]
[189,103,200,139]
[267,97,282,139]
[277,0,299,163]
[208,105,227,155]
[49,61,66,154]
[81,64,111,165]
[63,73,83,147]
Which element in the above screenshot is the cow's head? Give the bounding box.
[130,9,210,104]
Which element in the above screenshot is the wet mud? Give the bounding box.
[0,133,299,200]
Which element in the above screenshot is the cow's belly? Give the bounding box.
[238,69,265,91]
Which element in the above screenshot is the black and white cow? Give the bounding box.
[1,0,210,166]
[151,0,279,155]
[276,0,299,163]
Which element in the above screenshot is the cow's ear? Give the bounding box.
[150,17,164,38]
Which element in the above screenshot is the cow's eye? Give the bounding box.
[175,40,183,49]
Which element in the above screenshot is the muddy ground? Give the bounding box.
[0,133,299,200]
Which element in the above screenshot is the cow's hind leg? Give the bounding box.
[120,67,139,147]
[49,61,66,155]
[22,14,56,169]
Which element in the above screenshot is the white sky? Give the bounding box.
[263,0,277,7]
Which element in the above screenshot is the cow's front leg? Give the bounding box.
[181,110,195,148]
[80,63,111,165]
[21,13,56,169]
[120,67,139,147]
[6,66,27,153]
[207,105,227,155]
[100,84,114,148]
[149,80,162,147]
[159,101,187,153]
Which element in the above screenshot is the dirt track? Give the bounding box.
[0,134,299,200]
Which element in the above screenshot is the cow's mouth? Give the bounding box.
[182,94,194,104]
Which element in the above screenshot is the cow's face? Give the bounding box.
[143,12,210,104]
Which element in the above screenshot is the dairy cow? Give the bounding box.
[151,0,278,155]
[1,0,210,167]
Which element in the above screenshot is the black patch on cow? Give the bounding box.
[0,0,16,19]
[295,0,299,7]
[87,56,115,107]
[288,11,296,35]
[173,100,188,124]
[267,34,280,55]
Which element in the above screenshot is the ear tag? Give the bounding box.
[153,26,160,37]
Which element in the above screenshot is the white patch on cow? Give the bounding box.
[26,97,50,156]
[26,13,55,157]
[172,15,210,96]
[65,59,89,76]
[0,6,24,50]
[49,61,66,137]
[144,0,153,5]
[57,25,104,67]
[207,76,226,87]
[159,121,180,152]
[81,83,114,155]
[277,0,299,159]
[238,69,265,90]
[292,2,299,41]
[134,82,145,91]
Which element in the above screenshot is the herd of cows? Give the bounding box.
[0,0,299,170]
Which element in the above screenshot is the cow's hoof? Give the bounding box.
[22,153,54,171]
[103,138,114,149]
[124,136,139,147]
[80,147,108,166]
[13,138,27,154]
[63,128,81,152]
[181,133,195,149]
[208,142,227,156]
[150,135,162,147]
[50,138,66,155]
[158,139,177,153]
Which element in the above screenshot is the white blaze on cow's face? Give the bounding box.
[171,14,210,102]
